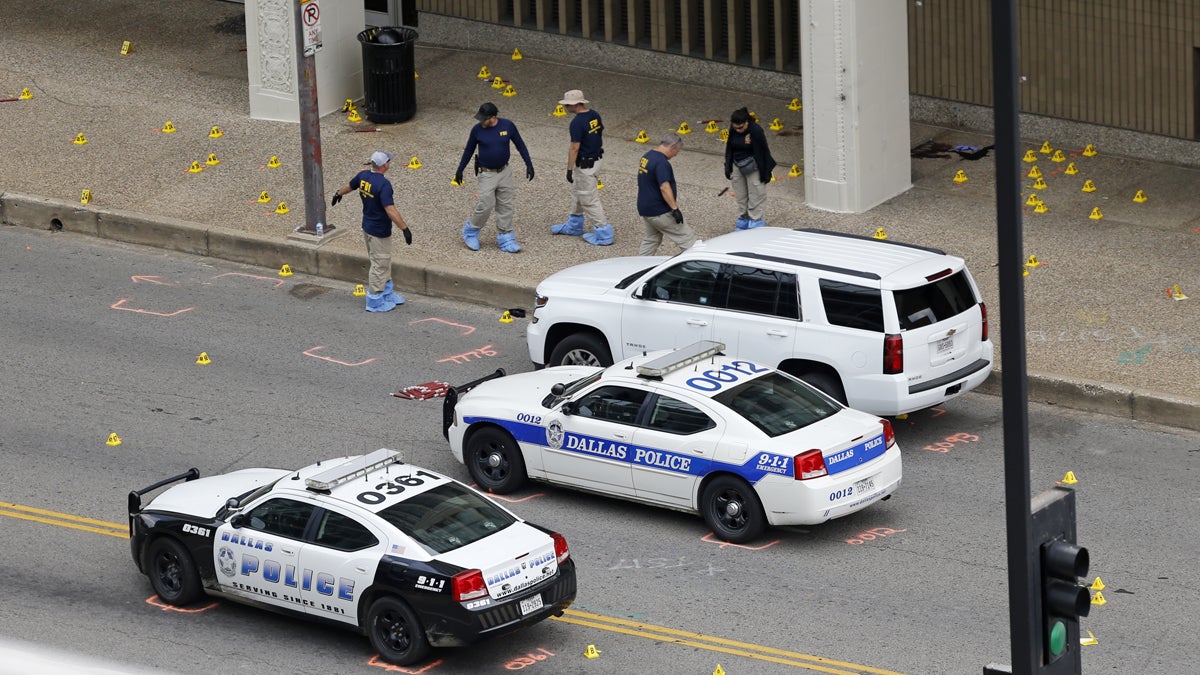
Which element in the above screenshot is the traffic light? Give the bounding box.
[1031,486,1090,673]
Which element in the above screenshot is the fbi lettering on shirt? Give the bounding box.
[358,180,374,198]
[639,157,649,174]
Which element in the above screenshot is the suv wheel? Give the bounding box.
[800,372,848,406]
[549,333,613,367]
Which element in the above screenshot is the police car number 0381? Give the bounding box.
[684,360,768,392]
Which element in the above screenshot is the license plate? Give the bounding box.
[519,594,544,616]
[855,477,876,494]
[936,336,953,354]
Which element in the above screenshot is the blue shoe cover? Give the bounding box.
[551,213,585,235]
[461,221,481,251]
[747,219,765,229]
[365,291,398,312]
[735,216,751,230]
[383,280,405,305]
[497,231,523,253]
[582,223,614,246]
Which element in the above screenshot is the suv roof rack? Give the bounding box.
[636,341,726,378]
[306,448,403,492]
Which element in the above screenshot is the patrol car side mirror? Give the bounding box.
[634,283,648,299]
[229,512,245,529]
[561,401,578,416]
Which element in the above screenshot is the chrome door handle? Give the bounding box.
[686,319,709,326]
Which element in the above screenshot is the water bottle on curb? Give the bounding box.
[316,221,324,235]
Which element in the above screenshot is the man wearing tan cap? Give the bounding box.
[550,89,612,245]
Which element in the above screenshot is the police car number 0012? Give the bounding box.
[685,361,768,392]
[357,470,440,505]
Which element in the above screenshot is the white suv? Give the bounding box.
[527,227,993,416]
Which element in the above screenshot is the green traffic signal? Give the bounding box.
[1048,619,1067,657]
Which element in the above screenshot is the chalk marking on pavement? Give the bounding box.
[409,317,476,335]
[111,298,195,317]
[303,345,378,366]
[209,272,286,288]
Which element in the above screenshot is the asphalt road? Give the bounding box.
[2,226,1198,675]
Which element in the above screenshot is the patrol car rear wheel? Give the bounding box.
[549,333,612,368]
[701,476,766,544]
[368,596,430,666]
[466,426,528,494]
[147,537,202,605]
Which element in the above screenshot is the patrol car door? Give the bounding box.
[630,392,719,508]
[542,384,643,496]
[709,264,799,368]
[619,260,718,359]
[296,505,387,626]
[213,496,317,612]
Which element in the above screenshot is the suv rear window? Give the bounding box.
[819,280,883,332]
[894,270,976,329]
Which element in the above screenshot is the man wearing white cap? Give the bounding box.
[331,150,413,312]
[550,89,612,245]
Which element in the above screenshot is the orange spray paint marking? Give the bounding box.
[111,299,194,317]
[210,272,286,288]
[303,345,378,367]
[366,654,444,673]
[438,345,497,364]
[146,595,218,612]
[700,533,779,550]
[472,486,545,503]
[409,317,477,335]
[845,527,908,545]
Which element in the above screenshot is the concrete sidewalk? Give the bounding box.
[1,0,1197,430]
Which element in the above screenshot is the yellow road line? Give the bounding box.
[0,507,128,539]
[556,609,909,675]
[0,502,906,674]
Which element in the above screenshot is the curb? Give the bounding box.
[4,190,1197,432]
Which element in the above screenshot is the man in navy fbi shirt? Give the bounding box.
[453,102,535,253]
[636,133,694,255]
[549,89,612,246]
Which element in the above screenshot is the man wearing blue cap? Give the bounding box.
[453,102,535,253]
[331,150,413,312]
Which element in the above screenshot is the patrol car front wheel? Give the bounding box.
[367,596,431,666]
[701,476,767,544]
[147,537,202,605]
[466,426,528,494]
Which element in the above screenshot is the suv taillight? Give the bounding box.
[794,449,828,480]
[883,334,903,374]
[451,569,488,602]
[881,419,895,448]
[980,302,988,341]
[552,533,570,564]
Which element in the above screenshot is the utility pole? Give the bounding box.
[288,0,340,243]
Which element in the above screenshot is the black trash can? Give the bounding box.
[357,26,418,124]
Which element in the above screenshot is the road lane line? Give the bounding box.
[556,609,907,675]
[0,503,907,674]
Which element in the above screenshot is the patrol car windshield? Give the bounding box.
[713,372,840,437]
[376,483,517,554]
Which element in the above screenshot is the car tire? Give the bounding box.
[466,426,528,494]
[701,475,766,544]
[147,537,203,605]
[800,372,848,406]
[549,333,613,368]
[367,596,431,666]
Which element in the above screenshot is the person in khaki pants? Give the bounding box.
[550,89,613,245]
[452,102,535,253]
[636,133,694,255]
[330,150,413,313]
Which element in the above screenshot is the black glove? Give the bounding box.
[526,165,535,181]
[671,208,684,224]
[331,193,342,206]
[453,171,463,186]
[724,169,732,180]
[403,228,413,245]
[566,169,573,184]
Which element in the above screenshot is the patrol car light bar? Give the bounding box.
[305,448,403,491]
[636,341,726,378]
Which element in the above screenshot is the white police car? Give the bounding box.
[444,341,902,543]
[128,449,576,666]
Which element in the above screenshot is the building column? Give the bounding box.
[801,0,911,213]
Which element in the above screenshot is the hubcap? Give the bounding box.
[487,451,503,468]
[564,349,600,367]
[724,500,742,518]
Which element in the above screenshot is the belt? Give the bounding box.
[479,164,507,172]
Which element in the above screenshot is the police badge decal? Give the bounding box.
[546,421,564,449]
